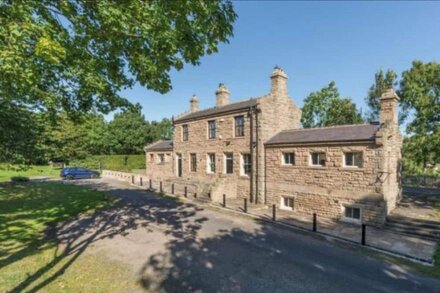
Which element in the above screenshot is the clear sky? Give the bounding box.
[117,1,440,122]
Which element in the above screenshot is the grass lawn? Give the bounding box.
[0,182,138,292]
[0,164,61,182]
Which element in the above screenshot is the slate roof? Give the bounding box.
[265,124,380,146]
[174,98,258,123]
[145,140,173,151]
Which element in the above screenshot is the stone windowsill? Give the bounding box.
[307,166,329,170]
[339,167,365,172]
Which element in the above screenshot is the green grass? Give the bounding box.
[0,164,61,182]
[0,182,137,292]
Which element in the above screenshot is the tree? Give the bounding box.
[108,105,151,155]
[399,61,440,168]
[0,1,237,115]
[301,81,363,128]
[365,69,397,121]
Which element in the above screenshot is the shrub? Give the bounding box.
[10,176,30,182]
[69,155,145,172]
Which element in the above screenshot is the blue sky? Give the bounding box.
[117,1,440,122]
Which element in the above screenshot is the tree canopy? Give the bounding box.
[365,69,397,122]
[399,61,440,168]
[301,81,363,128]
[0,0,237,115]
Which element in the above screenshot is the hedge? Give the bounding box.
[69,155,145,172]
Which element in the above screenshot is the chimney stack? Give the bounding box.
[215,83,230,107]
[189,94,199,113]
[270,66,288,96]
[380,87,399,125]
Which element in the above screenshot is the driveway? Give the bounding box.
[59,178,440,292]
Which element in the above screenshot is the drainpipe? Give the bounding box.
[255,107,259,204]
[249,106,254,203]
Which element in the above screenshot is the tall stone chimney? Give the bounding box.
[189,94,199,113]
[270,66,288,96]
[380,87,399,125]
[215,83,230,107]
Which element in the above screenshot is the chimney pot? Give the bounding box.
[216,83,230,107]
[270,66,288,96]
[189,94,199,113]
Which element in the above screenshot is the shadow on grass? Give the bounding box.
[0,181,206,292]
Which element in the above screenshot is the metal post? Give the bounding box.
[184,186,187,197]
[208,192,211,199]
[172,183,174,194]
[160,181,163,193]
[194,192,197,198]
[131,175,134,184]
[244,198,247,213]
[149,179,152,189]
[313,213,317,232]
[223,194,226,207]
[140,177,143,186]
[361,224,366,245]
[272,204,276,221]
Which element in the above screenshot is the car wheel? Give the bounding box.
[91,174,98,179]
[67,175,74,180]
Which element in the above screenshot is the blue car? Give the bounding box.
[60,167,100,180]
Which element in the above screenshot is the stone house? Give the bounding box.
[145,67,402,226]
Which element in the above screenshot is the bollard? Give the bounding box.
[160,181,163,193]
[184,186,187,197]
[223,194,226,207]
[361,224,366,245]
[149,179,152,189]
[272,204,276,221]
[208,192,211,199]
[194,192,197,198]
[172,183,174,194]
[313,213,317,232]
[140,177,143,186]
[244,198,247,213]
[131,175,134,184]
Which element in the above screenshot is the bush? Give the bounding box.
[10,176,30,182]
[70,155,145,172]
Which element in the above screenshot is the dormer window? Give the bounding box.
[208,120,216,139]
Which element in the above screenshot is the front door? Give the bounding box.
[177,154,182,177]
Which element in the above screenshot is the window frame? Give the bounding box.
[234,115,245,137]
[158,153,165,164]
[241,153,251,176]
[207,153,216,174]
[182,124,189,141]
[282,152,295,165]
[224,153,234,174]
[342,205,362,223]
[280,196,294,211]
[344,152,363,168]
[190,153,197,172]
[208,120,216,139]
[310,152,326,167]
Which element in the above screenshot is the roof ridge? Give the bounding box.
[280,123,376,133]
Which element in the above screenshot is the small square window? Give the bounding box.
[344,152,363,168]
[158,154,165,163]
[344,206,361,221]
[281,196,294,210]
[150,154,154,161]
[283,153,295,165]
[310,152,326,166]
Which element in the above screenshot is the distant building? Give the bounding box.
[145,67,402,226]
